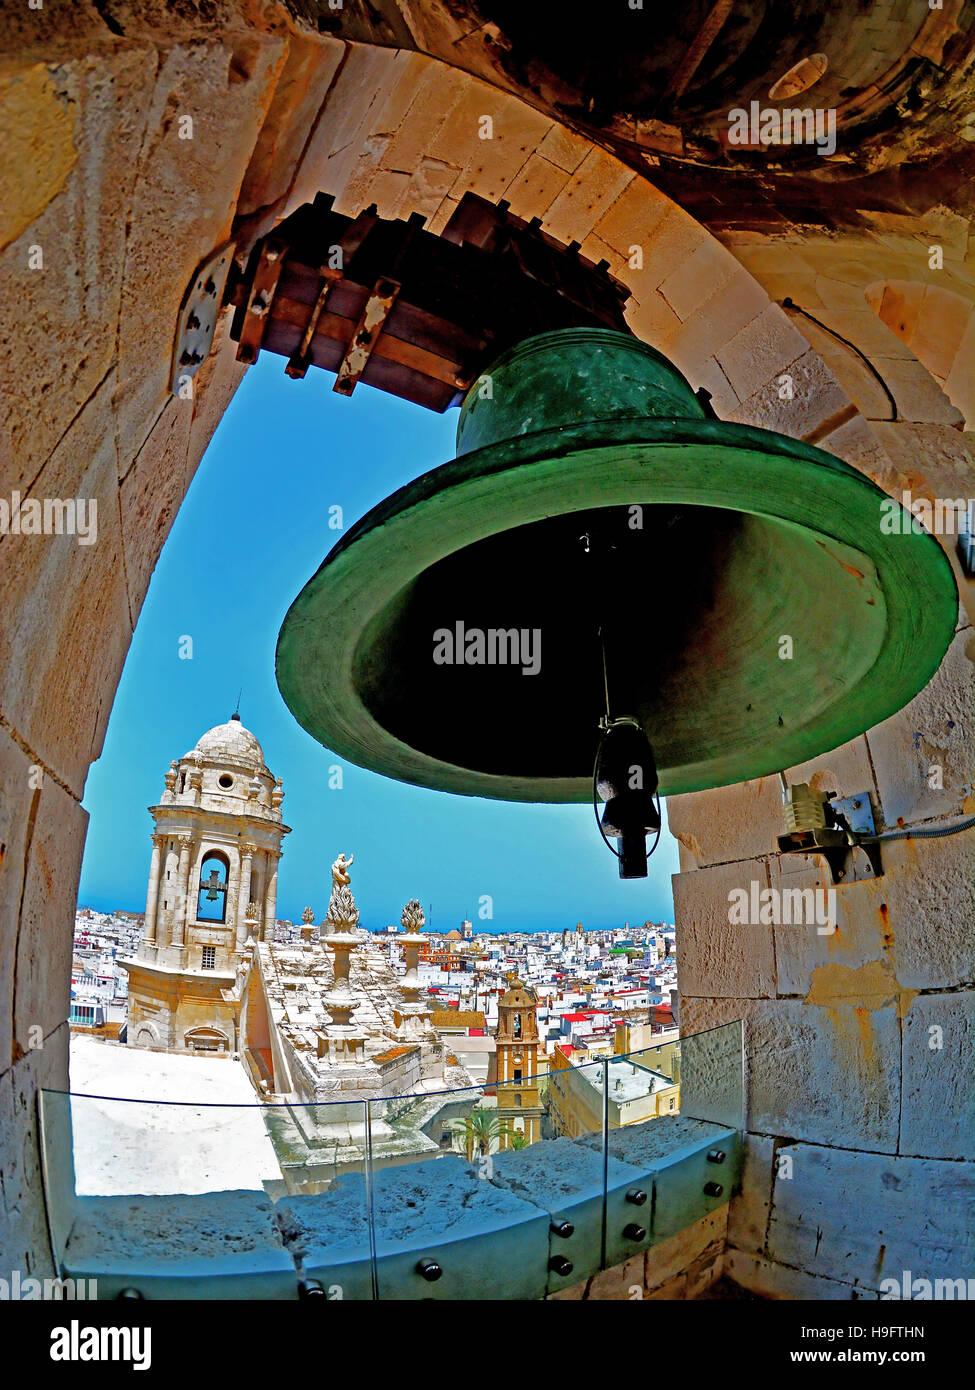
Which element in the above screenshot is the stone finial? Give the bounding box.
[164,761,178,795]
[400,898,425,933]
[271,777,284,809]
[301,906,315,924]
[325,883,359,932]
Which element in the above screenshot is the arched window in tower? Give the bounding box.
[197,850,229,923]
[513,1012,522,1038]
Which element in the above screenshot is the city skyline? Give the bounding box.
[78,354,679,931]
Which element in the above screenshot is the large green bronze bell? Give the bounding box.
[276,328,957,805]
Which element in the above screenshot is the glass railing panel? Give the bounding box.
[489,1053,624,1294]
[36,1022,745,1300]
[593,1022,745,1259]
[366,1073,550,1299]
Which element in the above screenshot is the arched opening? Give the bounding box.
[183,1026,229,1053]
[196,851,230,924]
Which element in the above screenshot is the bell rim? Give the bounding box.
[276,415,958,802]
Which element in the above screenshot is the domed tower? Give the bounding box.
[122,713,290,1052]
[493,976,544,1146]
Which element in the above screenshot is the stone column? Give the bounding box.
[323,862,365,1063]
[398,898,433,1040]
[171,833,193,947]
[263,851,279,941]
[144,835,163,945]
[236,841,255,946]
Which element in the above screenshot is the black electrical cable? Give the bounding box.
[861,815,975,844]
[781,297,899,422]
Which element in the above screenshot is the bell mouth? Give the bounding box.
[276,333,957,803]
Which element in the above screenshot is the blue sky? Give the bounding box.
[79,354,678,931]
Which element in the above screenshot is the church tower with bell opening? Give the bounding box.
[120,713,290,1053]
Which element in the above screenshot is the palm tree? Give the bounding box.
[451,1107,516,1160]
[506,1131,529,1151]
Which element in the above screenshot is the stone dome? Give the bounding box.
[189,716,266,768]
[500,979,538,1009]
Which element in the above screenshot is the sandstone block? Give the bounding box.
[542,148,633,245]
[728,348,852,440]
[0,374,131,796]
[901,992,975,1159]
[767,1142,975,1290]
[715,304,810,403]
[866,627,974,828]
[747,999,900,1152]
[0,45,156,490]
[658,238,742,322]
[671,859,776,1000]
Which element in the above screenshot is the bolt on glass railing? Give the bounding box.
[37,1020,744,1299]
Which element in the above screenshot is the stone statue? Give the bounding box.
[331,852,354,890]
[324,853,359,933]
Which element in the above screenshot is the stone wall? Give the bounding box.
[1,0,972,1293]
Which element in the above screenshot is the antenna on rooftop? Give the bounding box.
[232,688,242,722]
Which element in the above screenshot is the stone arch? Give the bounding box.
[864,279,975,427]
[184,1026,230,1053]
[1,8,972,1298]
[133,1023,160,1049]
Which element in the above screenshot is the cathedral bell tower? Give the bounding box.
[493,976,545,1146]
[120,713,290,1053]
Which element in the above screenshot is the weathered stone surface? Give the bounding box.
[685,1244,724,1298]
[490,1135,639,1206]
[236,28,343,217]
[767,1143,975,1291]
[0,724,37,1068]
[725,1247,873,1300]
[185,314,249,486]
[728,348,853,440]
[577,1113,729,1164]
[685,354,738,418]
[542,148,632,244]
[667,273,770,377]
[773,831,975,997]
[585,1253,645,1301]
[0,375,131,797]
[883,833,975,991]
[645,1273,688,1298]
[12,759,87,1051]
[0,44,155,489]
[0,1028,70,1280]
[114,34,284,452]
[865,627,974,828]
[747,999,901,1152]
[658,238,742,321]
[671,860,777,1000]
[502,152,571,223]
[901,992,975,1160]
[772,853,878,998]
[715,304,811,402]
[119,396,193,625]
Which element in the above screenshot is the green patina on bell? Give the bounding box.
[276,328,957,802]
